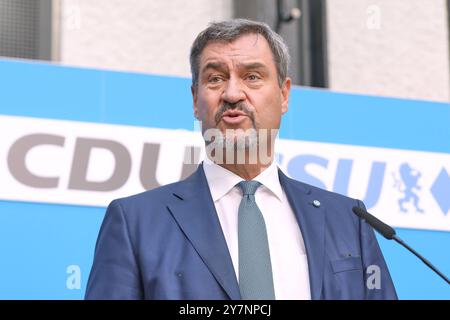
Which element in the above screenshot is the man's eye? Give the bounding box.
[208,76,223,83]
[246,74,260,81]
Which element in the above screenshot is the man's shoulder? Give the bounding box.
[284,175,362,229]
[105,166,205,222]
[110,178,189,210]
[281,171,359,205]
[309,182,357,204]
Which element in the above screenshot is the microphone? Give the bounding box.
[352,206,450,285]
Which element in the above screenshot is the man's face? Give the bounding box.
[192,33,291,144]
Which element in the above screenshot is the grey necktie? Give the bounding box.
[237,180,275,300]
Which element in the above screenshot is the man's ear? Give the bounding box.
[281,77,291,114]
[191,84,199,119]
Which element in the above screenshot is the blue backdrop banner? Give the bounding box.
[0,59,449,299]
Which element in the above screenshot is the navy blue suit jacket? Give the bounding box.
[85,164,397,299]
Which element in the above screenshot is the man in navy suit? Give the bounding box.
[86,19,397,300]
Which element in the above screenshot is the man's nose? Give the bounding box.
[221,77,246,104]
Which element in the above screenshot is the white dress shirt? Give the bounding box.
[202,157,311,300]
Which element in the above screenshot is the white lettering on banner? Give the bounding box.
[0,115,449,232]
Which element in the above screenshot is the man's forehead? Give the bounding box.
[199,34,274,67]
[203,34,268,53]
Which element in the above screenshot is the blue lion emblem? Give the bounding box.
[393,163,424,213]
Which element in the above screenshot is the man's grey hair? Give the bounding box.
[190,19,290,88]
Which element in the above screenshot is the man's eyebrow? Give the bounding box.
[237,62,269,71]
[201,62,228,74]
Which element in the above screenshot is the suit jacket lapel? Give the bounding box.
[167,164,241,300]
[279,170,326,300]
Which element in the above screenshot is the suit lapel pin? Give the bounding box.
[312,200,321,208]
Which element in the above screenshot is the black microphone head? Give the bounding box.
[352,206,370,220]
[352,206,396,240]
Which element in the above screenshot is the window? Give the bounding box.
[0,0,53,60]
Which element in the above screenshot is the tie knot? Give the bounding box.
[238,180,262,196]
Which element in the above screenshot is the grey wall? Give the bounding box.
[56,0,450,102]
[326,0,450,102]
[58,0,233,76]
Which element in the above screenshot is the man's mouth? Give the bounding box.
[220,110,249,125]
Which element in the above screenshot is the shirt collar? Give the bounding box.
[202,156,283,202]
